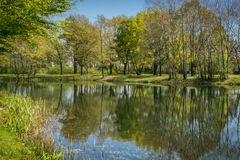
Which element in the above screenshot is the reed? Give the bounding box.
[0,91,62,159]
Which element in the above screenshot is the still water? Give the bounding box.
[0,82,240,160]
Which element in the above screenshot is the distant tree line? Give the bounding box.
[1,0,240,80]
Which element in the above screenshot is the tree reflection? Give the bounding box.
[11,82,238,160]
[59,84,100,142]
[55,85,240,159]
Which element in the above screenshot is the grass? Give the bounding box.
[218,74,240,85]
[0,73,101,82]
[100,74,240,86]
[1,73,240,86]
[0,92,62,160]
[100,74,169,83]
[0,126,37,160]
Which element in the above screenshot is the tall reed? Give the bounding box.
[0,91,62,159]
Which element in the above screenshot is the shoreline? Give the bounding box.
[0,74,240,87]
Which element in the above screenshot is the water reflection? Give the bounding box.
[0,82,240,160]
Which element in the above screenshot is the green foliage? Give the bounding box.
[46,66,74,74]
[63,15,99,74]
[0,0,74,52]
[1,0,240,81]
[114,18,140,74]
[0,54,10,73]
[9,36,51,78]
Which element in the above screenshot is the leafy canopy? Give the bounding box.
[0,0,75,52]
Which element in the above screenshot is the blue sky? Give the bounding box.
[55,0,146,22]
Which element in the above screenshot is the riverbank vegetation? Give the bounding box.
[1,0,240,83]
[0,92,61,159]
[1,73,240,86]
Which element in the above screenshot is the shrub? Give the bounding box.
[46,66,74,74]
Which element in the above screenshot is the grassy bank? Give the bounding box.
[0,92,61,160]
[0,74,101,82]
[1,73,240,86]
[101,74,240,86]
[0,126,37,159]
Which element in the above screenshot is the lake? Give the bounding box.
[0,82,240,160]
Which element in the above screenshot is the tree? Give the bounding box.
[63,15,99,75]
[51,39,69,75]
[103,16,125,75]
[146,0,233,80]
[0,0,74,52]
[96,15,106,78]
[142,9,168,76]
[10,36,50,79]
[96,16,125,76]
[0,54,10,73]
[115,18,140,75]
[131,14,152,75]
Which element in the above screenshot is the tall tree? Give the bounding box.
[96,15,106,78]
[115,18,140,75]
[63,15,99,75]
[104,16,125,75]
[142,9,168,76]
[10,36,50,79]
[51,39,68,75]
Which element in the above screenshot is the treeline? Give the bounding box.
[1,0,240,80]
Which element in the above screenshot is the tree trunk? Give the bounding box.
[60,63,63,75]
[153,61,158,75]
[123,63,127,75]
[73,59,77,74]
[136,71,141,76]
[109,63,113,75]
[190,62,194,76]
[80,65,83,75]
[238,63,240,73]
[101,66,104,78]
[159,63,162,76]
[183,70,187,80]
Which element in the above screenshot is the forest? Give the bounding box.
[1,0,240,81]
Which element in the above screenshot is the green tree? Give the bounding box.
[51,39,69,75]
[96,15,106,77]
[102,16,126,75]
[0,0,74,52]
[63,15,99,75]
[142,10,168,76]
[114,18,140,75]
[0,54,10,73]
[10,36,50,78]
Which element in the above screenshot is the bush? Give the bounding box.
[46,66,74,74]
[63,66,74,74]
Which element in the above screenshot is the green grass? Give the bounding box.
[101,74,169,83]
[0,126,37,160]
[100,74,240,86]
[2,73,240,86]
[0,73,102,82]
[218,75,240,85]
[0,92,62,160]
